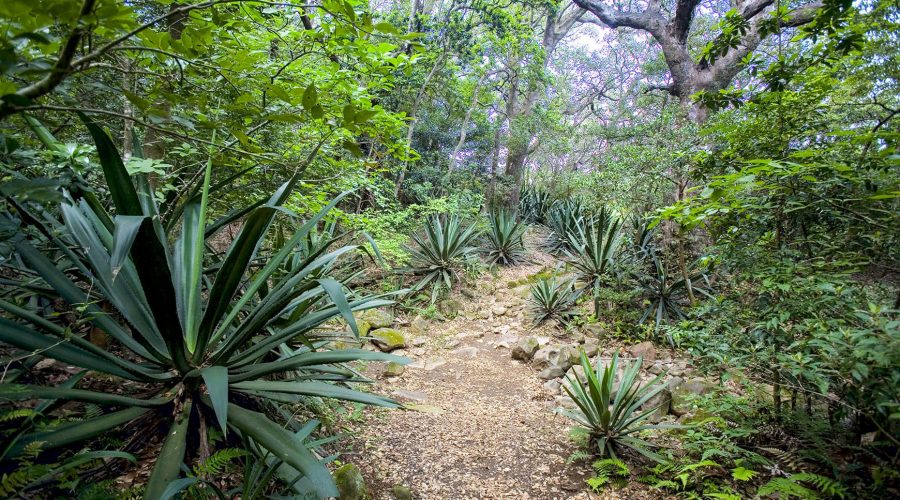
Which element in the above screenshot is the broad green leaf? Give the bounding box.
[200,366,229,435]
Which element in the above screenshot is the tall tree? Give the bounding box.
[573,0,822,121]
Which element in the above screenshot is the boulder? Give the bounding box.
[543,378,562,393]
[641,388,672,423]
[627,341,657,364]
[391,485,413,500]
[581,323,606,337]
[533,345,581,379]
[492,304,508,317]
[478,310,491,320]
[437,299,463,319]
[370,328,406,352]
[581,339,600,357]
[333,464,367,500]
[670,378,714,416]
[359,308,394,329]
[410,316,429,335]
[511,337,540,362]
[382,362,406,378]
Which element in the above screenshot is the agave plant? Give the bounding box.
[0,118,403,499]
[567,207,624,318]
[629,213,657,263]
[545,199,587,255]
[404,214,479,302]
[519,185,552,224]
[529,276,581,325]
[559,352,668,462]
[636,256,713,333]
[485,209,527,266]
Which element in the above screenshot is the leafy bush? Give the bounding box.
[403,214,479,302]
[484,209,526,265]
[635,256,712,335]
[0,120,403,499]
[559,352,668,462]
[529,276,581,325]
[519,185,553,224]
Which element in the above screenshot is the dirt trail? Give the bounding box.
[343,231,625,499]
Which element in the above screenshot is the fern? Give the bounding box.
[790,473,847,499]
[0,465,49,496]
[0,408,37,422]
[566,449,590,464]
[20,441,45,461]
[757,477,820,499]
[756,473,845,499]
[585,458,630,492]
[193,448,246,477]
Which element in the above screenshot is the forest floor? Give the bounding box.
[343,230,661,499]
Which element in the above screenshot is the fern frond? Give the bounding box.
[791,473,847,499]
[0,465,49,496]
[566,449,591,464]
[0,408,37,422]
[193,448,246,477]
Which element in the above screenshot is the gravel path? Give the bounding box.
[343,231,600,499]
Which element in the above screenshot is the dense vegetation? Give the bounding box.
[0,0,896,498]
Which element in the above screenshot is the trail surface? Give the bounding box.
[345,232,657,499]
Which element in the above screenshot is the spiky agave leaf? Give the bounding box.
[403,214,479,302]
[485,209,526,266]
[558,353,671,463]
[529,276,581,326]
[2,117,407,499]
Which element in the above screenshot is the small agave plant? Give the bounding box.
[485,209,527,266]
[559,352,670,462]
[404,214,479,302]
[529,276,581,326]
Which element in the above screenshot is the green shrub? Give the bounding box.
[529,276,581,325]
[484,209,526,266]
[403,214,479,302]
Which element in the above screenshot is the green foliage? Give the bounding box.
[519,185,552,224]
[558,352,668,462]
[634,256,713,337]
[0,122,404,499]
[484,209,526,266]
[757,473,848,499]
[544,199,587,255]
[403,214,480,302]
[566,207,624,317]
[586,458,630,492]
[528,276,580,326]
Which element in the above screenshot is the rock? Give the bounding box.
[446,339,460,349]
[648,362,664,375]
[391,389,427,402]
[411,347,426,356]
[641,388,672,423]
[581,323,606,337]
[627,341,657,364]
[409,357,447,370]
[360,308,394,329]
[333,338,364,350]
[554,394,577,409]
[437,298,463,319]
[391,485,413,500]
[452,347,479,358]
[411,337,427,347]
[410,316,429,335]
[478,310,491,320]
[333,464,367,500]
[570,330,585,344]
[670,378,714,416]
[461,287,477,299]
[543,378,562,393]
[511,337,540,362]
[564,364,586,383]
[492,305,508,316]
[369,328,406,352]
[533,345,581,379]
[382,361,406,378]
[582,339,600,357]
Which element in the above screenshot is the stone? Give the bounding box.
[452,347,479,358]
[627,341,657,364]
[369,328,406,352]
[360,308,394,329]
[492,304,508,316]
[461,287,477,299]
[581,339,600,357]
[554,394,577,409]
[391,389,427,402]
[543,378,562,393]
[641,388,672,423]
[581,323,606,337]
[391,485,413,500]
[670,378,714,416]
[533,345,581,379]
[478,310,491,320]
[511,337,540,362]
[333,464,367,500]
[382,361,406,378]
[570,330,585,344]
[409,357,447,370]
[411,337,427,347]
[437,298,463,319]
[648,362,664,375]
[410,316,429,335]
[446,339,460,349]
[411,347,426,356]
